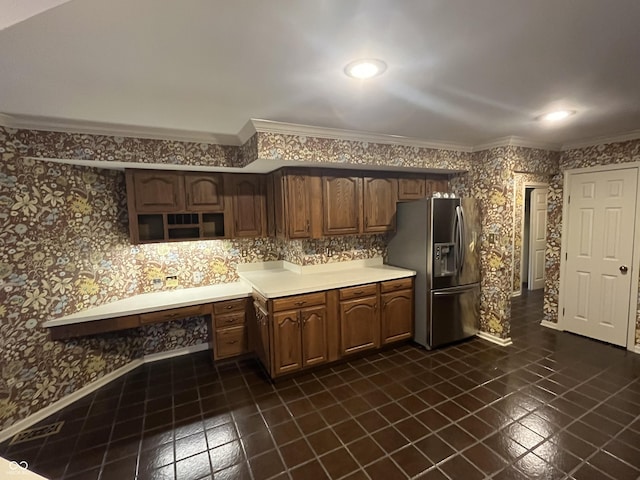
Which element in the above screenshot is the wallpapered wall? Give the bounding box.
[0,126,390,430]
[512,173,551,295]
[451,146,558,340]
[543,139,640,346]
[257,132,472,170]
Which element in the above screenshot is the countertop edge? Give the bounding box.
[44,266,416,329]
[244,270,416,299]
[43,290,253,328]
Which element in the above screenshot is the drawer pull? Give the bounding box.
[354,290,364,295]
[226,318,235,323]
[225,305,233,309]
[226,340,238,345]
[294,301,306,306]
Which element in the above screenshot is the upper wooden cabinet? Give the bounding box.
[322,174,397,235]
[132,171,185,212]
[272,170,318,239]
[184,173,224,212]
[226,174,266,237]
[363,177,397,233]
[398,177,426,201]
[397,175,450,201]
[322,176,362,235]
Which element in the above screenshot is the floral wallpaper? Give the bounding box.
[0,126,393,430]
[452,146,557,339]
[543,139,640,346]
[512,173,550,295]
[283,235,388,266]
[4,127,239,168]
[257,132,472,171]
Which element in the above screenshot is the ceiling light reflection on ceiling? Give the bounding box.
[538,110,576,122]
[344,59,387,79]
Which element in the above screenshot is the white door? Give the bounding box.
[528,188,548,290]
[563,168,638,346]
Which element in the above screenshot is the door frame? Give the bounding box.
[557,163,640,351]
[519,182,548,294]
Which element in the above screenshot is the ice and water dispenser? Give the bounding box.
[433,242,456,277]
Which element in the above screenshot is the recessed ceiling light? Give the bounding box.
[538,109,576,122]
[344,59,387,79]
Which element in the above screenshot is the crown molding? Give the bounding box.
[0,113,241,145]
[237,119,258,144]
[472,136,561,153]
[3,113,639,155]
[248,119,474,153]
[560,129,640,151]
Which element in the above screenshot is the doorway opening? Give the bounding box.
[520,184,548,292]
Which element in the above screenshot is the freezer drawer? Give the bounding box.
[429,284,479,348]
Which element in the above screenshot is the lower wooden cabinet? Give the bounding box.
[251,278,414,379]
[339,290,379,356]
[380,280,414,344]
[211,298,249,360]
[271,296,328,376]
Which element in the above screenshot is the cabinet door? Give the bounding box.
[272,171,286,238]
[230,174,265,237]
[322,176,361,235]
[273,310,302,375]
[340,296,379,355]
[253,302,271,372]
[184,173,224,211]
[363,177,397,233]
[426,177,449,196]
[381,290,413,344]
[132,171,184,212]
[398,177,426,201]
[301,305,328,367]
[287,174,312,238]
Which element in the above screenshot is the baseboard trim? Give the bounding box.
[0,343,210,444]
[511,291,521,298]
[540,320,561,330]
[0,360,142,444]
[144,343,210,362]
[476,331,513,347]
[633,344,640,355]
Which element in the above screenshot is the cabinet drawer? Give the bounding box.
[273,292,326,312]
[215,326,247,359]
[253,290,268,312]
[140,304,208,325]
[213,298,247,315]
[381,277,413,293]
[214,311,245,328]
[339,283,377,300]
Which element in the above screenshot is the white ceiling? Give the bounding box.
[1,0,639,147]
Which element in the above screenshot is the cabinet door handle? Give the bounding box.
[306,219,310,232]
[374,303,378,310]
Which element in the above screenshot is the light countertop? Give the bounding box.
[43,258,415,328]
[42,282,252,327]
[238,258,416,298]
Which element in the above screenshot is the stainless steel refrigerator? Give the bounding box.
[387,197,481,349]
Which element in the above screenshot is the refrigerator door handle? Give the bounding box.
[459,205,466,269]
[433,284,478,295]
[455,206,465,274]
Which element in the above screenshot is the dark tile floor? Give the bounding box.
[2,290,640,479]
